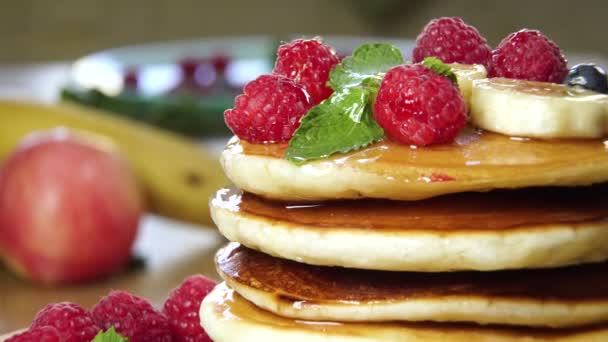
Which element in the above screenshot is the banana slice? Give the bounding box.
[450,63,487,105]
[470,78,608,138]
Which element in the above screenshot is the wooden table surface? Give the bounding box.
[0,64,228,334]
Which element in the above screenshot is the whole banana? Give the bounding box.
[0,100,227,226]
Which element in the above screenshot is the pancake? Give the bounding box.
[201,283,608,342]
[221,128,608,201]
[210,186,608,271]
[216,243,608,328]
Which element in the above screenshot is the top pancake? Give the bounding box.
[221,128,608,201]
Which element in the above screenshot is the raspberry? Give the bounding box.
[373,64,467,146]
[91,290,171,342]
[413,17,491,66]
[274,38,340,104]
[30,302,100,342]
[163,275,217,342]
[489,29,567,83]
[6,326,62,342]
[224,74,313,143]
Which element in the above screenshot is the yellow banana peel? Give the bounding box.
[0,100,227,226]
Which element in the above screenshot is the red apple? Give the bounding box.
[0,129,143,284]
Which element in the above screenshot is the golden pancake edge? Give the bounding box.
[221,129,608,201]
[201,283,608,342]
[210,186,608,271]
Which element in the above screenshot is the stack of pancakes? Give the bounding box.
[201,127,608,341]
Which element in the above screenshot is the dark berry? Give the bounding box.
[163,275,217,342]
[179,57,205,78]
[564,63,608,94]
[211,54,230,74]
[123,67,139,89]
[413,17,491,67]
[30,302,100,342]
[91,290,172,342]
[274,38,340,105]
[373,64,467,146]
[224,74,313,143]
[489,29,567,83]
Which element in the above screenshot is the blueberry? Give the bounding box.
[564,63,608,94]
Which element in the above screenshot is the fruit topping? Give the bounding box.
[470,78,608,138]
[285,43,403,163]
[564,63,608,94]
[412,17,491,67]
[6,326,63,342]
[224,74,313,143]
[273,38,340,104]
[450,63,487,105]
[91,291,172,342]
[163,275,217,342]
[31,303,100,342]
[373,59,467,146]
[225,22,606,163]
[489,29,567,83]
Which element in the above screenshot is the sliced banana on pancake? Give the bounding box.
[470,78,608,138]
[216,243,608,328]
[210,186,608,272]
[201,282,608,342]
[451,63,487,105]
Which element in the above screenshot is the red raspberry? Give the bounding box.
[273,38,340,104]
[373,64,467,146]
[224,74,313,143]
[30,303,99,342]
[163,275,217,342]
[6,326,62,342]
[489,29,567,83]
[91,291,171,342]
[413,17,491,66]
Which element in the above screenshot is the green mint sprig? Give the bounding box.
[286,43,457,164]
[286,42,403,164]
[422,57,458,84]
[92,327,129,342]
[328,43,404,91]
[286,87,383,164]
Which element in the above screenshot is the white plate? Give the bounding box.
[68,35,414,97]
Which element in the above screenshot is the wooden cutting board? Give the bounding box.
[0,214,226,336]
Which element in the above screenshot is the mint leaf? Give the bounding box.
[421,57,457,84]
[92,328,128,342]
[286,87,384,164]
[328,43,403,90]
[285,43,404,164]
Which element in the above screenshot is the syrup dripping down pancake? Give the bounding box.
[210,185,608,271]
[201,283,608,341]
[215,243,608,328]
[221,128,608,201]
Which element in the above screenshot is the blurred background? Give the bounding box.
[1,0,608,336]
[1,0,608,63]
